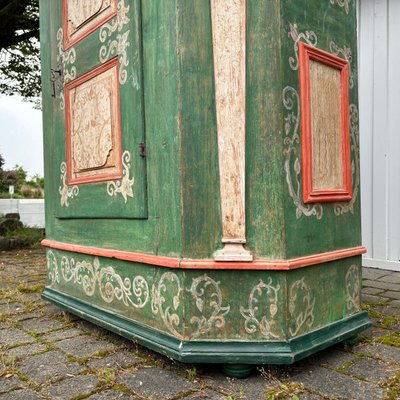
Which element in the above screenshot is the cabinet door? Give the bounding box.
[50,0,147,218]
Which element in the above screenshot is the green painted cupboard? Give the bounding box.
[40,0,370,376]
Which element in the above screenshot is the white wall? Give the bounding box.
[0,199,45,229]
[359,0,400,271]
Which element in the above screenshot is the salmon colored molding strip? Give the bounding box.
[42,239,366,271]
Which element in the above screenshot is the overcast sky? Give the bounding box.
[0,95,43,178]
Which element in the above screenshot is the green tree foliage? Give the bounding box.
[0,0,40,104]
[0,154,43,198]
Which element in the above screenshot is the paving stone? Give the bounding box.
[19,317,65,334]
[203,370,269,400]
[118,367,199,400]
[360,326,391,339]
[41,327,84,342]
[54,335,115,358]
[353,343,400,363]
[41,374,99,399]
[362,286,385,295]
[377,272,400,283]
[298,393,325,400]
[87,350,140,370]
[290,366,386,400]
[362,268,389,280]
[0,389,42,400]
[86,390,140,399]
[181,389,226,399]
[312,348,356,369]
[381,291,400,300]
[0,328,35,347]
[0,303,24,313]
[388,299,400,308]
[0,376,23,393]
[4,342,47,359]
[18,350,84,384]
[361,294,386,304]
[363,280,400,291]
[374,305,400,316]
[345,357,397,383]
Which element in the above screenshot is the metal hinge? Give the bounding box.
[139,142,146,158]
[50,60,64,98]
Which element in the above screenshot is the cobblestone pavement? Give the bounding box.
[0,249,399,400]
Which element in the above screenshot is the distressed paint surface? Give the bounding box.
[309,60,343,190]
[45,248,363,341]
[211,0,251,260]
[40,0,367,363]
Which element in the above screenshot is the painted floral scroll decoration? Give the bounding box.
[47,251,149,308]
[188,274,230,338]
[288,278,315,337]
[345,264,361,313]
[282,86,323,219]
[99,0,130,84]
[334,104,360,215]
[56,28,76,110]
[329,0,350,14]
[59,162,79,207]
[330,41,355,89]
[240,278,282,339]
[151,272,230,340]
[284,24,359,219]
[284,24,323,219]
[107,150,135,203]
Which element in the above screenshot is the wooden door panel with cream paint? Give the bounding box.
[50,0,147,219]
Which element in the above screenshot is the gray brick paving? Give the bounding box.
[289,366,387,400]
[118,366,199,399]
[0,250,399,400]
[345,357,397,383]
[41,374,100,399]
[18,350,85,384]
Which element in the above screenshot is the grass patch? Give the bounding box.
[376,334,400,348]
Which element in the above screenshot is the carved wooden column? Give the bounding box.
[211,0,252,261]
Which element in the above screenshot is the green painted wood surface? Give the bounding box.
[45,248,364,342]
[41,0,362,260]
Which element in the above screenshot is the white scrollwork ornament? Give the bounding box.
[288,278,315,337]
[334,104,360,215]
[56,28,77,110]
[329,41,355,89]
[59,162,79,207]
[107,151,135,203]
[46,253,149,308]
[288,23,318,71]
[282,86,323,219]
[188,275,230,338]
[329,0,350,14]
[240,278,282,339]
[47,251,60,286]
[99,0,130,84]
[151,272,184,339]
[345,264,361,313]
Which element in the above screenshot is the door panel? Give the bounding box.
[51,0,147,218]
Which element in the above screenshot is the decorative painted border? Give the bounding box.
[329,0,350,14]
[284,24,360,219]
[65,57,123,186]
[299,42,352,203]
[62,0,118,50]
[42,239,366,271]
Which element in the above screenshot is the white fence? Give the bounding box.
[0,199,45,228]
[359,0,400,271]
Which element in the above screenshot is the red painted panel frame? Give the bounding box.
[65,57,123,185]
[299,42,352,203]
[62,0,117,50]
